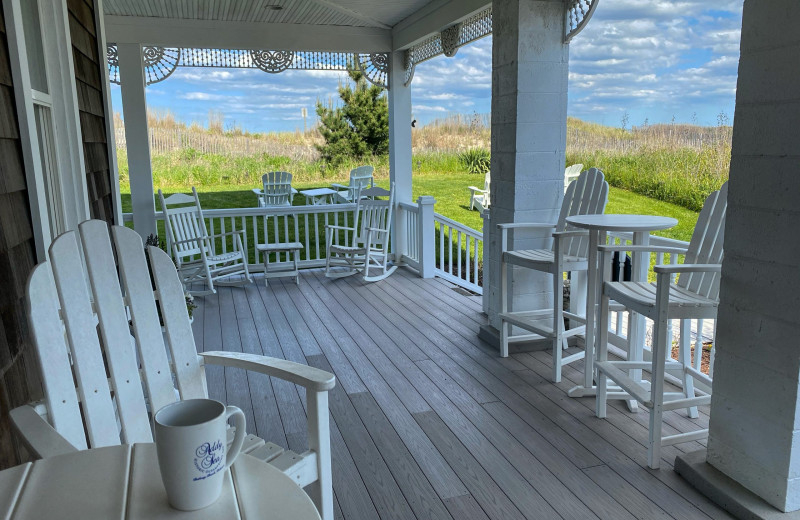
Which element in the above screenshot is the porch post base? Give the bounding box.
[675,450,800,520]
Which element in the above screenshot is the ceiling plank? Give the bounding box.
[104,15,391,51]
[306,0,392,30]
[392,0,490,50]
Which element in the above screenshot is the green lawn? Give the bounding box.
[123,172,699,243]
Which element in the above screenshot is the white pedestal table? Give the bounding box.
[564,214,678,402]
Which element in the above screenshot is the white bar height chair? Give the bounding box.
[594,183,728,469]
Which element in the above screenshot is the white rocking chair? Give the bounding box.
[325,183,397,282]
[332,165,374,203]
[594,183,728,469]
[499,168,609,383]
[10,220,335,519]
[159,187,252,294]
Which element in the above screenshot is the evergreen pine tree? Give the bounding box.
[315,69,388,164]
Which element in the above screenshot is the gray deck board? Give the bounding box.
[190,269,732,520]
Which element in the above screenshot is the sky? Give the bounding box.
[109,0,744,133]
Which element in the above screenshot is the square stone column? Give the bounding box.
[482,0,569,340]
[702,0,800,513]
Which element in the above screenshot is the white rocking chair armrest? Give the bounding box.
[653,263,722,275]
[10,404,79,458]
[208,230,246,240]
[365,227,389,235]
[325,224,357,232]
[598,244,688,255]
[200,352,336,392]
[468,186,488,194]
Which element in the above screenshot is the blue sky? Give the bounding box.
[110,0,744,133]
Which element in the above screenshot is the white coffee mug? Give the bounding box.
[154,399,246,511]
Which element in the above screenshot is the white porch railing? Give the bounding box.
[433,213,483,294]
[123,203,359,270]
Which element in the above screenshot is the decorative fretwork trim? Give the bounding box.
[403,6,492,86]
[107,45,388,89]
[565,0,600,43]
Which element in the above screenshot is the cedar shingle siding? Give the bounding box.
[0,0,44,469]
[0,0,114,469]
[69,0,114,222]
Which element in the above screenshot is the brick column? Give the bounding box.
[704,0,800,512]
[481,0,568,342]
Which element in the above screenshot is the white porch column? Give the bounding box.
[117,43,156,237]
[481,0,568,342]
[697,0,800,513]
[388,50,413,205]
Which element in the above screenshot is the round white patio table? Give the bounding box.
[564,214,678,403]
[0,443,320,519]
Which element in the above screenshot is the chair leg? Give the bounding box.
[648,276,671,470]
[553,269,564,383]
[500,258,510,358]
[596,289,611,419]
[679,320,698,418]
[307,390,333,520]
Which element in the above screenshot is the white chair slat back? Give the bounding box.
[111,225,180,415]
[160,188,213,260]
[356,187,394,249]
[26,263,87,450]
[79,221,152,444]
[678,182,728,299]
[148,244,207,400]
[558,168,609,258]
[48,231,120,448]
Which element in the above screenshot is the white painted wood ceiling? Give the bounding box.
[102,0,435,28]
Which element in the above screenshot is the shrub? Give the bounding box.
[459,148,490,174]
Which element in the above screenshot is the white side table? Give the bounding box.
[0,444,320,519]
[300,188,337,205]
[565,214,678,400]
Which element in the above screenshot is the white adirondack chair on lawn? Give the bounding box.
[499,168,609,383]
[594,182,728,469]
[325,183,397,282]
[10,220,335,519]
[468,170,490,212]
[159,187,252,294]
[564,163,583,191]
[332,165,374,203]
[253,171,297,207]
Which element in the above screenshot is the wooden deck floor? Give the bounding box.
[191,268,731,520]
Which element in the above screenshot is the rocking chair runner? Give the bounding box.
[10,220,336,520]
[159,187,252,294]
[325,184,397,282]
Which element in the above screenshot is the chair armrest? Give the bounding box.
[331,184,350,190]
[598,244,688,255]
[366,227,389,235]
[252,189,263,195]
[209,230,246,239]
[653,263,722,274]
[10,404,79,458]
[200,352,336,392]
[325,224,356,232]
[468,186,488,194]
[497,222,556,231]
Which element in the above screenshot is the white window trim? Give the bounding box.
[3,0,90,259]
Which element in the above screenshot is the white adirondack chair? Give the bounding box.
[257,171,294,207]
[159,187,252,294]
[332,165,374,203]
[594,183,728,469]
[564,163,583,191]
[468,171,490,212]
[499,168,609,383]
[10,220,335,520]
[325,183,397,282]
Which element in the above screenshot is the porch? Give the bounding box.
[193,267,730,520]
